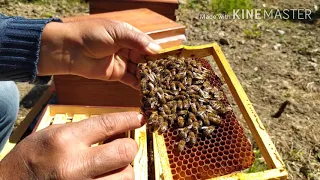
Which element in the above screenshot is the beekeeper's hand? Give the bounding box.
[0,112,144,180]
[37,19,161,89]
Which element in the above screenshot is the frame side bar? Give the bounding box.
[211,44,285,169]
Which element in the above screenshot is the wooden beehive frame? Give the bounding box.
[151,43,288,180]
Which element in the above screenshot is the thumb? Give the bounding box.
[113,22,162,55]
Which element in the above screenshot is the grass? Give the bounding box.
[246,149,268,173]
[211,0,252,14]
[17,0,86,4]
[244,24,262,39]
[185,0,252,14]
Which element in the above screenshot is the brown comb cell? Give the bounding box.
[162,58,255,179]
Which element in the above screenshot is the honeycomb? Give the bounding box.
[162,57,255,179]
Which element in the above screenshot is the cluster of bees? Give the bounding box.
[139,56,231,152]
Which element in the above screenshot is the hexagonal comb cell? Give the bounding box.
[162,58,255,179]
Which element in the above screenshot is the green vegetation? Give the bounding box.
[246,149,268,173]
[17,0,86,4]
[210,0,252,14]
[244,24,262,39]
[185,0,252,14]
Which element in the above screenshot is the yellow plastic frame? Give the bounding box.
[152,43,288,180]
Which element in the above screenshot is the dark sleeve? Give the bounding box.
[0,14,62,84]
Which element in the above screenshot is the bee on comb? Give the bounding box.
[139,56,231,152]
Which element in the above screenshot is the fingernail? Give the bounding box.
[138,114,146,125]
[147,43,162,54]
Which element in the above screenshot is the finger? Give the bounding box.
[113,22,162,55]
[129,50,143,64]
[94,165,134,180]
[120,72,140,90]
[127,62,137,74]
[64,112,145,145]
[84,138,137,177]
[109,54,128,81]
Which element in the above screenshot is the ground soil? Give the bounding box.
[0,0,319,179]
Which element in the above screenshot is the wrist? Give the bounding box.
[38,22,77,76]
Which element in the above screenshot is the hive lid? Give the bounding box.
[62,8,185,40]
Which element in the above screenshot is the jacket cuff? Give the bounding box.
[1,17,62,84]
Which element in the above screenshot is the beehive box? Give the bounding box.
[89,0,179,20]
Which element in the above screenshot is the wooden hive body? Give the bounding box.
[89,0,179,20]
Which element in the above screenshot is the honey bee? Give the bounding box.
[203,81,211,88]
[175,95,186,100]
[168,114,177,125]
[176,140,186,152]
[161,69,171,77]
[193,80,205,85]
[177,82,186,91]
[159,121,168,134]
[187,77,192,86]
[196,111,206,121]
[149,89,157,97]
[166,101,174,108]
[164,93,174,101]
[193,72,206,80]
[208,113,221,125]
[143,97,157,110]
[141,79,148,91]
[202,126,215,137]
[188,112,197,122]
[198,98,209,104]
[190,103,197,114]
[210,100,228,115]
[186,117,193,126]
[142,90,150,95]
[178,127,189,139]
[177,100,183,110]
[178,110,188,116]
[170,68,177,76]
[171,103,177,114]
[177,116,185,128]
[139,68,149,79]
[163,104,171,114]
[188,132,197,146]
[191,121,200,134]
[175,72,185,81]
[190,60,197,67]
[148,82,155,90]
[199,89,210,99]
[183,99,190,110]
[170,82,176,91]
[157,92,166,104]
[202,118,210,126]
[137,63,146,70]
[190,94,201,99]
[159,111,166,117]
[149,112,159,131]
[215,91,225,101]
[190,85,201,92]
[179,91,188,97]
[187,70,193,78]
[172,90,180,96]
[147,60,154,67]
